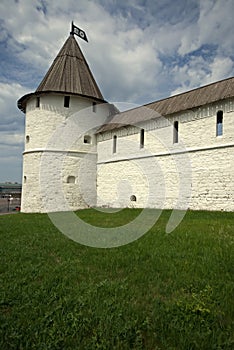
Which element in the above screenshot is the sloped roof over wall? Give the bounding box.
[18,34,104,112]
[98,76,234,133]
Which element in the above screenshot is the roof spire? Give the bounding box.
[70,21,74,35]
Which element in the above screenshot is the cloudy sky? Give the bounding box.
[0,0,233,183]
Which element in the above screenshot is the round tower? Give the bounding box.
[18,30,111,212]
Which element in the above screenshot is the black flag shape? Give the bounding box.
[71,22,88,42]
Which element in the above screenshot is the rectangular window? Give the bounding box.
[64,96,70,108]
[36,97,40,108]
[140,129,144,148]
[84,135,91,144]
[93,102,97,113]
[173,121,179,143]
[113,135,117,153]
[216,111,223,136]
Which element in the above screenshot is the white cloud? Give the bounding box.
[0,82,27,125]
[170,54,233,96]
[0,82,25,182]
[204,56,234,84]
[198,0,234,55]
[178,25,200,56]
[0,133,24,146]
[1,0,233,99]
[177,0,234,57]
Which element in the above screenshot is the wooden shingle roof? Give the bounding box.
[18,34,104,112]
[98,76,234,133]
[36,34,104,99]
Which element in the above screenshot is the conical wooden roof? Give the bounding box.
[18,34,104,112]
[36,34,104,99]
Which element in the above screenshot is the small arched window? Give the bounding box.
[113,135,117,153]
[130,195,137,202]
[173,121,179,144]
[26,135,30,143]
[67,176,75,184]
[36,97,40,108]
[23,176,27,183]
[140,129,144,148]
[216,110,223,136]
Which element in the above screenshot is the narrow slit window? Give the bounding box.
[173,121,179,143]
[36,97,40,108]
[216,110,223,136]
[113,135,117,153]
[64,96,70,108]
[140,129,145,148]
[93,102,97,113]
[26,135,30,143]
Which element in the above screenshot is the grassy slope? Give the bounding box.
[0,209,233,349]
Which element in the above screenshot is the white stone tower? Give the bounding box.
[18,28,111,212]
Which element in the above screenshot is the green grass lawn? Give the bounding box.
[0,209,233,349]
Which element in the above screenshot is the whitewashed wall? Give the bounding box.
[97,99,234,211]
[21,93,234,213]
[21,94,110,212]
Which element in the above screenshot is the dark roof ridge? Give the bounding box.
[144,76,234,108]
